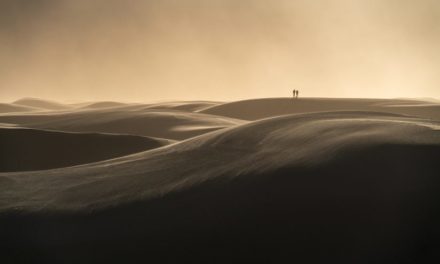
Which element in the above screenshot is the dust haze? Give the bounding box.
[1,0,439,102]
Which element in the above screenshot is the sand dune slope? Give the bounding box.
[201,97,440,120]
[79,101,129,109]
[140,101,222,112]
[0,128,171,172]
[75,100,220,112]
[0,108,243,140]
[13,98,71,111]
[1,111,440,263]
[0,103,40,114]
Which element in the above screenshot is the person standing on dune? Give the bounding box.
[296,90,299,98]
[292,89,296,99]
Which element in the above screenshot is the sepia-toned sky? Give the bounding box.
[1,0,439,102]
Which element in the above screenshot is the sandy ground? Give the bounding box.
[1,97,440,263]
[201,97,440,120]
[0,127,172,172]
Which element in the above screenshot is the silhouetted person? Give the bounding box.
[296,90,299,98]
[292,89,296,99]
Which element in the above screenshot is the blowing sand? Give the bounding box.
[1,97,440,263]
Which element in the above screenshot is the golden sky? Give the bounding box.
[1,0,439,102]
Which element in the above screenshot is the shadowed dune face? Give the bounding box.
[201,97,440,121]
[0,128,171,172]
[1,111,440,263]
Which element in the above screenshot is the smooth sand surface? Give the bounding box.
[2,111,438,209]
[1,97,440,263]
[1,108,440,263]
[0,128,172,172]
[79,101,130,109]
[0,103,41,114]
[136,100,222,112]
[75,100,220,111]
[13,98,72,111]
[0,103,243,140]
[201,97,440,121]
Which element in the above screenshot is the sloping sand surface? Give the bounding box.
[0,107,243,140]
[140,101,222,112]
[0,103,40,114]
[0,128,171,172]
[201,97,440,120]
[1,111,439,262]
[79,101,129,109]
[13,98,72,111]
[76,100,220,112]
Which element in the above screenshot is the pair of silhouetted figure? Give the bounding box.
[292,89,299,99]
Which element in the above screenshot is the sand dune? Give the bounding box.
[79,101,130,109]
[0,106,243,140]
[1,111,439,262]
[76,100,220,112]
[140,101,222,112]
[201,97,440,120]
[13,97,72,111]
[0,103,40,114]
[0,127,171,172]
[7,96,440,142]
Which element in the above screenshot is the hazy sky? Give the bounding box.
[1,0,439,102]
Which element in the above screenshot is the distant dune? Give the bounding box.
[0,128,171,172]
[0,103,40,114]
[140,101,222,112]
[75,100,220,112]
[201,97,440,120]
[80,101,129,109]
[13,97,72,111]
[1,111,439,263]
